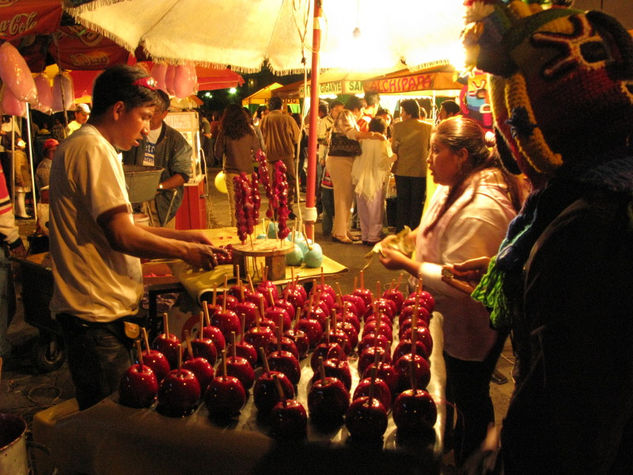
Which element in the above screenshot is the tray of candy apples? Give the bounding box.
[116,268,441,453]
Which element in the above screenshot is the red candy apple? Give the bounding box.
[353,377,391,410]
[205,350,246,419]
[393,388,437,433]
[119,347,159,409]
[345,396,388,441]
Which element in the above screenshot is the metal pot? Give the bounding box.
[0,413,29,475]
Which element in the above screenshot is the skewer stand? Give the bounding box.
[231,239,294,281]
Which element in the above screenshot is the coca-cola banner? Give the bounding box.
[0,0,62,41]
[49,25,130,70]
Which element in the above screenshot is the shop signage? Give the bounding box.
[0,0,62,41]
[364,72,459,94]
[303,79,365,97]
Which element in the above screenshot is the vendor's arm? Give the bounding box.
[159,173,186,190]
[98,206,219,269]
[162,132,191,188]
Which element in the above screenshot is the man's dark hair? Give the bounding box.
[369,117,387,134]
[364,92,380,107]
[330,100,344,110]
[255,105,268,119]
[154,89,170,112]
[345,96,364,112]
[269,96,282,111]
[91,65,157,117]
[400,99,420,119]
[318,101,328,116]
[440,100,460,116]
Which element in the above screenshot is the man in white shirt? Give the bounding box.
[49,65,223,409]
[65,103,90,136]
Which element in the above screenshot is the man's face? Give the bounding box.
[149,107,168,131]
[331,104,344,119]
[115,103,154,151]
[76,111,89,124]
[46,146,57,158]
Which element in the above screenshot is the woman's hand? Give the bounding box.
[441,256,491,294]
[378,247,417,274]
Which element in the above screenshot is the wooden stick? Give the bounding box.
[163,313,170,337]
[301,223,312,251]
[231,332,237,358]
[335,282,344,307]
[293,307,302,330]
[142,327,151,352]
[259,347,271,373]
[199,312,205,339]
[409,357,416,391]
[247,274,255,293]
[273,373,286,404]
[240,314,246,341]
[360,270,365,290]
[203,305,211,327]
[178,345,183,371]
[369,366,377,403]
[222,289,227,312]
[376,281,381,297]
[268,288,275,307]
[277,314,283,353]
[212,287,217,307]
[135,340,144,366]
[321,267,325,287]
[222,348,227,377]
[319,356,326,381]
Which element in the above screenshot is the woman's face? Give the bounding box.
[427,132,464,186]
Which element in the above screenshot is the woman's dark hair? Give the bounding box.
[220,104,254,140]
[255,105,268,119]
[424,117,524,235]
[369,117,386,134]
[400,99,420,119]
[91,65,157,117]
[345,96,364,112]
[440,100,461,116]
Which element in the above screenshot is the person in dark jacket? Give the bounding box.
[122,89,191,227]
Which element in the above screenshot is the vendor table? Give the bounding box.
[32,316,446,475]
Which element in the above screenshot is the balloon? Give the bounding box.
[214,171,228,194]
[33,75,53,114]
[1,85,26,117]
[52,72,75,112]
[0,42,37,104]
[174,63,198,98]
[152,63,168,92]
[165,65,176,96]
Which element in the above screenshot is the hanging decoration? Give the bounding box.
[52,71,75,112]
[33,74,54,114]
[0,42,37,103]
[1,85,26,117]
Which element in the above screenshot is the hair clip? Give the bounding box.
[132,76,158,90]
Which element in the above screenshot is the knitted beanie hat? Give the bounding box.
[463,0,633,177]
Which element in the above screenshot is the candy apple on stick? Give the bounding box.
[394,326,431,391]
[244,299,276,359]
[246,274,267,308]
[267,316,301,385]
[152,313,181,369]
[190,313,217,364]
[284,308,309,358]
[308,357,350,429]
[312,357,352,391]
[157,346,201,417]
[212,289,241,341]
[202,303,226,352]
[226,332,255,390]
[141,327,170,382]
[270,374,307,439]
[382,274,405,313]
[229,314,257,366]
[253,348,295,414]
[310,319,345,371]
[182,330,214,393]
[363,353,399,395]
[358,333,391,354]
[205,348,247,419]
[345,367,388,441]
[353,367,392,410]
[204,287,222,320]
[353,270,373,308]
[264,289,292,331]
[393,359,437,434]
[256,267,278,301]
[119,340,159,408]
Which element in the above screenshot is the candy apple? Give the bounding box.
[226,354,255,390]
[274,298,295,321]
[358,347,391,376]
[392,339,430,362]
[270,398,308,439]
[322,328,352,355]
[140,349,170,382]
[211,308,241,341]
[363,362,399,394]
[364,312,393,327]
[312,283,336,301]
[253,370,295,414]
[312,358,352,391]
[345,396,388,441]
[296,317,323,348]
[152,333,181,369]
[205,374,246,418]
[364,299,395,321]
[205,303,222,320]
[393,389,437,433]
[182,357,214,393]
[395,354,431,391]
[244,325,276,356]
[353,377,391,410]
[358,333,391,354]
[340,310,361,333]
[403,290,435,313]
[283,285,307,308]
[352,288,373,308]
[257,280,278,301]
[399,326,433,354]
[216,293,238,311]
[202,324,226,352]
[119,363,158,408]
[399,305,431,328]
[234,301,259,329]
[284,328,309,358]
[190,335,217,365]
[382,288,404,313]
[268,350,301,385]
[307,376,350,428]
[157,368,201,417]
[227,340,257,367]
[310,342,345,371]
[312,289,335,312]
[336,320,358,349]
[267,335,299,359]
[361,320,393,341]
[343,294,366,317]
[264,306,292,332]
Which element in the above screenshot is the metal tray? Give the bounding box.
[123,165,164,203]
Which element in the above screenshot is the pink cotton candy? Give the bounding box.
[152,63,168,92]
[33,75,53,114]
[0,42,37,104]
[173,63,197,98]
[52,72,75,112]
[1,86,26,117]
[164,65,176,96]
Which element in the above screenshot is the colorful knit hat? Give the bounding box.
[463,0,633,177]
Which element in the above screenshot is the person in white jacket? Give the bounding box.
[351,117,395,245]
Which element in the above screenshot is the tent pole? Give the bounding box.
[25,103,37,218]
[305,0,322,240]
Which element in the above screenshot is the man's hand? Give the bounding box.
[182,243,220,271]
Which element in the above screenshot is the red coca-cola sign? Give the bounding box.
[0,0,61,41]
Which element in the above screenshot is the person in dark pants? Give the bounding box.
[391,99,432,231]
[49,65,223,410]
